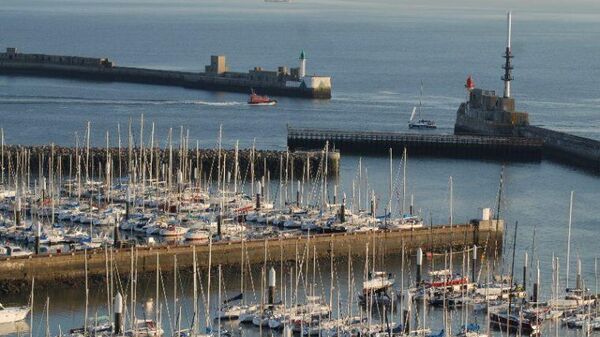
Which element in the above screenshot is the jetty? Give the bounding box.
[0,218,503,293]
[519,126,600,171]
[287,127,543,160]
[0,145,340,179]
[0,48,332,99]
[290,12,600,172]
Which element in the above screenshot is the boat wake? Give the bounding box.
[0,95,244,107]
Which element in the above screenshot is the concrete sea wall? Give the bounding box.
[0,220,503,294]
[0,62,332,99]
[519,126,600,171]
[288,127,542,161]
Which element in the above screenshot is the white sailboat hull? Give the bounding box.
[0,307,29,324]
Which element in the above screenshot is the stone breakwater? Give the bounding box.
[0,49,332,99]
[0,145,340,181]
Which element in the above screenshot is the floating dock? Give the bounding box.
[0,219,503,293]
[287,126,543,160]
[0,48,332,99]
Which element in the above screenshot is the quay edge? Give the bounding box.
[0,220,503,294]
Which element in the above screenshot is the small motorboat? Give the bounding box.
[158,225,188,237]
[248,90,277,106]
[184,228,210,241]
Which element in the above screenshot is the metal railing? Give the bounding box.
[288,127,543,147]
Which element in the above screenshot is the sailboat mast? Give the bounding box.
[155,253,160,334]
[507,221,519,326]
[449,176,454,223]
[84,249,89,335]
[358,158,362,211]
[206,238,213,330]
[419,81,423,118]
[173,255,177,335]
[45,297,50,337]
[251,139,255,196]
[389,148,393,217]
[566,190,574,289]
[217,124,222,193]
[85,121,90,184]
[192,245,198,334]
[234,140,239,194]
[241,239,245,305]
[402,148,407,215]
[29,278,34,337]
[218,265,222,337]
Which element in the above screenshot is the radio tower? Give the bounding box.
[502,11,513,98]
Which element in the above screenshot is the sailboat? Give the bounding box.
[408,82,436,129]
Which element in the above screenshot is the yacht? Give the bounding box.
[408,82,436,129]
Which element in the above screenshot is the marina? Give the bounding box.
[0,1,599,337]
[0,119,597,336]
[0,218,503,289]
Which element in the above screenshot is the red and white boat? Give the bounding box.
[248,90,277,106]
[425,269,472,291]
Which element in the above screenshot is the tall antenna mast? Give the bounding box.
[502,11,514,98]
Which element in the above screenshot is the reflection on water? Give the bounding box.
[0,322,29,336]
[1,246,597,337]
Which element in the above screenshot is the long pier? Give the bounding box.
[0,219,503,294]
[287,126,543,160]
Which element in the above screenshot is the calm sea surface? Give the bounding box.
[0,1,599,336]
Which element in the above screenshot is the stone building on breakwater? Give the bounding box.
[0,48,332,98]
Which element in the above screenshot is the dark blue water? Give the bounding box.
[0,1,599,336]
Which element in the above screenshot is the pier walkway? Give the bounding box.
[287,126,543,160]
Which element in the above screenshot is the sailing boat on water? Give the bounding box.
[408,81,437,129]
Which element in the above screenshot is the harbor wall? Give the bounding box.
[519,126,600,171]
[0,220,503,293]
[0,61,332,99]
[287,127,542,161]
[0,145,340,181]
[453,104,600,172]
